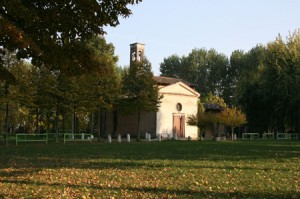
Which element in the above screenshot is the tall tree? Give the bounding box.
[0,50,18,145]
[160,48,230,102]
[159,54,182,78]
[121,59,161,140]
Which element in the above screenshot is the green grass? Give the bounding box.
[0,140,299,198]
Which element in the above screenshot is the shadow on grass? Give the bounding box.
[0,141,299,170]
[0,178,298,199]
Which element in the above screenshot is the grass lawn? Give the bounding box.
[0,140,299,198]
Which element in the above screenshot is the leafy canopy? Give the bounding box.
[0,0,142,73]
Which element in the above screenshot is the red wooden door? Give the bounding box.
[173,115,185,138]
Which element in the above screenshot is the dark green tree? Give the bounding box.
[159,54,182,78]
[160,48,230,103]
[121,59,162,140]
[0,0,142,73]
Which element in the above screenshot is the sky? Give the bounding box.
[104,0,300,75]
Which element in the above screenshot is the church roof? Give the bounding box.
[153,76,195,88]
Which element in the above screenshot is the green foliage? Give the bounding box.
[202,93,227,108]
[219,107,247,140]
[120,59,162,139]
[0,141,299,198]
[237,30,300,133]
[187,95,227,136]
[160,48,231,103]
[0,0,142,73]
[0,37,120,134]
[121,59,161,114]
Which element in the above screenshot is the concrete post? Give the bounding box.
[117,134,121,143]
[108,134,112,143]
[127,134,130,142]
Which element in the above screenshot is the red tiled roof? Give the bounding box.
[153,76,195,87]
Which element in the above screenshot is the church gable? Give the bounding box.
[159,82,200,98]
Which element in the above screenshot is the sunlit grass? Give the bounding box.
[0,140,299,198]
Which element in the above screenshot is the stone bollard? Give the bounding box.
[81,133,84,140]
[158,134,161,142]
[117,134,121,143]
[108,134,112,143]
[148,134,151,142]
[145,133,149,140]
[127,134,130,142]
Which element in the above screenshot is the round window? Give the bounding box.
[176,103,182,111]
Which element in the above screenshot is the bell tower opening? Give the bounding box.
[130,43,145,65]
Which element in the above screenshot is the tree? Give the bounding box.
[159,54,182,77]
[187,94,226,139]
[219,107,247,140]
[159,48,230,103]
[187,104,219,139]
[235,45,270,132]
[0,50,18,145]
[236,30,300,133]
[0,0,142,73]
[121,59,162,140]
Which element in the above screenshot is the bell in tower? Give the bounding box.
[130,43,145,65]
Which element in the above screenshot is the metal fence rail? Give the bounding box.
[16,134,48,145]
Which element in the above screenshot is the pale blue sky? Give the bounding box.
[104,0,300,75]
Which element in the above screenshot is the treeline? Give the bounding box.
[0,37,119,136]
[160,30,300,133]
[0,37,159,139]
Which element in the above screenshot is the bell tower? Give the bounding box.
[130,43,145,65]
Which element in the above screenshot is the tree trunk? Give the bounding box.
[97,107,101,142]
[62,113,65,133]
[99,108,106,139]
[90,113,94,135]
[231,127,234,141]
[113,111,118,137]
[72,109,76,134]
[103,109,106,138]
[5,102,9,145]
[137,111,141,140]
[4,82,9,145]
[55,110,59,142]
[36,107,39,133]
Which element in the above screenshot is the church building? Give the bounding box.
[105,43,200,139]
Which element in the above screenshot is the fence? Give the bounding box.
[16,134,48,146]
